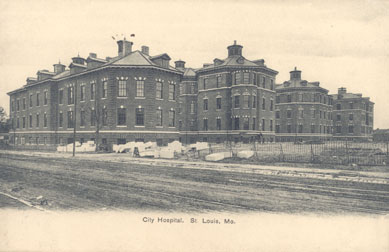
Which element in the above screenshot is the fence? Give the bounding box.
[208,140,389,166]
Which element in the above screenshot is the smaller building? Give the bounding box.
[373,129,389,142]
[275,68,333,142]
[331,87,374,141]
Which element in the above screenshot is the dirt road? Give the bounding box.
[0,152,388,213]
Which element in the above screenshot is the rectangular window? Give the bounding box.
[262,98,266,110]
[102,81,108,98]
[136,108,145,126]
[36,114,40,127]
[311,124,315,133]
[336,104,341,110]
[243,95,249,108]
[243,117,249,130]
[298,124,303,133]
[117,108,126,125]
[169,83,175,100]
[216,76,221,88]
[299,110,304,119]
[156,81,163,99]
[17,100,20,111]
[44,91,48,105]
[276,95,280,104]
[80,85,85,101]
[287,94,291,103]
[91,83,96,100]
[102,107,108,126]
[337,114,341,121]
[17,118,20,128]
[118,80,127,97]
[29,115,32,128]
[287,124,291,133]
[23,98,26,110]
[234,117,239,130]
[156,109,163,126]
[169,110,175,127]
[252,96,256,108]
[270,100,273,111]
[243,72,250,84]
[29,94,33,107]
[203,118,208,131]
[234,96,240,108]
[57,90,62,105]
[252,118,256,130]
[276,125,280,133]
[270,79,274,90]
[203,78,207,90]
[276,111,280,119]
[203,99,208,111]
[287,110,292,118]
[235,72,241,84]
[190,101,195,114]
[262,119,265,131]
[80,110,85,126]
[59,112,63,127]
[136,80,144,97]
[44,113,47,127]
[216,97,222,110]
[191,83,195,94]
[270,120,273,131]
[91,108,96,126]
[22,117,26,128]
[68,87,74,104]
[262,77,266,88]
[349,125,354,133]
[216,118,221,130]
[349,113,353,121]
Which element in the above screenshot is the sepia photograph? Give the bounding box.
[0,0,388,251]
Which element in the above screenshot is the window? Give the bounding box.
[234,117,240,130]
[349,114,353,121]
[136,108,144,126]
[348,125,353,133]
[190,101,195,114]
[243,117,249,130]
[336,114,341,121]
[276,125,280,133]
[80,110,85,126]
[319,111,322,119]
[252,96,256,108]
[44,91,48,105]
[156,81,163,99]
[17,118,19,128]
[59,112,63,127]
[17,100,20,111]
[68,86,74,104]
[262,77,266,88]
[203,118,208,131]
[287,124,291,133]
[29,115,32,128]
[136,80,144,97]
[36,114,40,127]
[216,118,221,130]
[287,94,291,103]
[117,108,126,125]
[178,120,182,130]
[169,110,175,127]
[190,83,195,94]
[118,80,127,97]
[243,72,250,84]
[23,98,26,110]
[276,95,280,104]
[216,76,221,88]
[299,110,304,119]
[203,78,208,90]
[102,107,108,126]
[252,118,256,130]
[235,72,241,84]
[270,79,274,90]
[234,95,240,108]
[276,111,280,119]
[298,124,303,133]
[44,113,47,127]
[91,83,96,100]
[336,104,341,110]
[243,95,249,108]
[58,90,62,105]
[298,93,302,102]
[287,110,292,118]
[29,94,33,107]
[311,124,315,133]
[102,80,108,98]
[270,99,273,111]
[216,97,222,110]
[179,84,183,95]
[262,119,265,131]
[80,85,85,101]
[203,99,208,111]
[156,109,163,126]
[262,98,266,110]
[91,108,96,126]
[169,83,176,100]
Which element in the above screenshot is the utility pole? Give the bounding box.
[72,82,77,157]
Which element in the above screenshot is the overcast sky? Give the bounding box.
[0,0,388,128]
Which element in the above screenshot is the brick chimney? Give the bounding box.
[141,46,149,55]
[53,61,65,74]
[117,38,133,57]
[290,67,301,81]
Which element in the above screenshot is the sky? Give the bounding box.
[0,0,388,128]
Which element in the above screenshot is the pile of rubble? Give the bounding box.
[57,141,96,152]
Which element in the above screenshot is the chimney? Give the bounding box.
[141,46,149,55]
[53,61,66,74]
[174,60,185,69]
[290,67,302,81]
[89,52,97,58]
[338,87,347,95]
[117,38,133,57]
[106,57,113,61]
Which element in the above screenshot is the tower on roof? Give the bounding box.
[290,67,302,81]
[227,40,243,57]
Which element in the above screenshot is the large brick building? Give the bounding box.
[275,68,333,141]
[331,87,374,140]
[180,41,278,143]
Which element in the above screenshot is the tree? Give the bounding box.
[0,107,10,133]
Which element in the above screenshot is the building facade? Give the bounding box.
[275,68,333,142]
[331,87,374,140]
[179,41,278,143]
